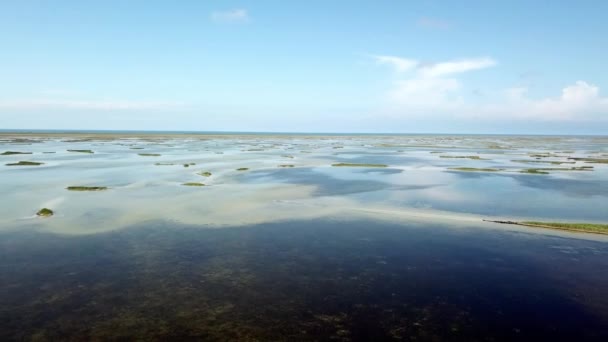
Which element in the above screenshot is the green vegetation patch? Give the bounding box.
[448,167,503,172]
[36,208,54,217]
[521,221,608,234]
[511,159,575,165]
[66,186,108,191]
[6,161,44,166]
[197,171,212,177]
[138,153,161,157]
[568,157,608,164]
[331,163,388,168]
[439,155,486,160]
[182,182,205,187]
[279,164,295,168]
[520,169,550,175]
[236,167,249,171]
[1,151,32,155]
[183,163,196,167]
[67,149,94,153]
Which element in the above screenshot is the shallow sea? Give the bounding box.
[1,133,607,340]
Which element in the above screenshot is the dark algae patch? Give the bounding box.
[197,171,212,177]
[1,151,32,155]
[236,167,249,171]
[66,186,108,191]
[36,208,53,217]
[67,149,94,153]
[331,163,388,167]
[182,182,205,186]
[6,161,44,166]
[138,153,161,157]
[1,219,607,340]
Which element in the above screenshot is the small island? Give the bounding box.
[1,151,32,155]
[66,186,108,191]
[182,182,205,186]
[6,161,44,166]
[484,219,608,235]
[36,208,54,217]
[67,149,94,153]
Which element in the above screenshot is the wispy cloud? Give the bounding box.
[374,55,418,72]
[0,99,184,110]
[419,58,497,78]
[374,55,497,111]
[211,9,249,23]
[416,17,451,30]
[373,55,496,77]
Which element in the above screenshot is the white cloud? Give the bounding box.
[376,55,496,110]
[211,9,249,23]
[0,99,183,110]
[419,58,497,78]
[375,54,607,122]
[499,81,608,120]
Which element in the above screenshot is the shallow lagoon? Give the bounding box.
[1,133,608,340]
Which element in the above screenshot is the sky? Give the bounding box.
[1,0,607,134]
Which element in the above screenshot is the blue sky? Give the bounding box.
[1,1,607,134]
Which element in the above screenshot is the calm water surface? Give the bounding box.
[1,133,607,340]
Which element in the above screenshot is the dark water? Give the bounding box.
[1,219,608,341]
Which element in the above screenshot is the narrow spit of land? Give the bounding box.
[483,220,608,235]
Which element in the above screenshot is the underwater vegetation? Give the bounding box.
[448,167,503,172]
[236,168,249,171]
[66,186,108,191]
[1,151,32,155]
[183,163,196,167]
[197,171,212,177]
[36,208,54,217]
[67,149,94,153]
[331,163,388,168]
[138,153,161,157]
[5,161,44,166]
[279,164,295,168]
[182,182,205,186]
